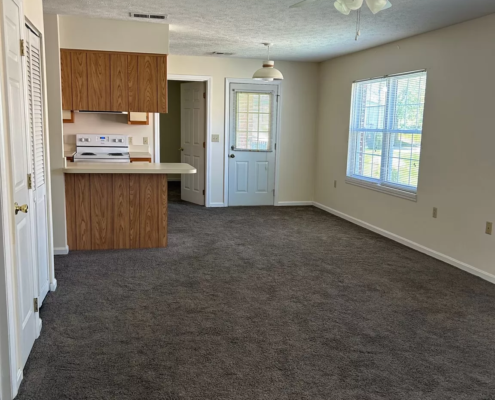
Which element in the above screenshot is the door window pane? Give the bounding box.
[234,92,272,151]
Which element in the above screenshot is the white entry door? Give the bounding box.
[25,25,50,304]
[181,82,206,205]
[228,83,279,206]
[2,0,38,370]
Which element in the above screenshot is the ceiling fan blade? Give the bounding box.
[289,0,320,9]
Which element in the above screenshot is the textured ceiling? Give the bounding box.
[43,0,495,62]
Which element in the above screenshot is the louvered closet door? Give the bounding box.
[26,26,50,304]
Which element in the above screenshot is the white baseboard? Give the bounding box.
[49,279,58,292]
[54,246,69,255]
[276,201,314,206]
[313,202,495,285]
[208,202,226,208]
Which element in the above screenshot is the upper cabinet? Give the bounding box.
[60,50,167,113]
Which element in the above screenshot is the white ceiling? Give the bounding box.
[43,0,495,62]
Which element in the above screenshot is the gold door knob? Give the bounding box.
[179,147,184,151]
[14,202,28,215]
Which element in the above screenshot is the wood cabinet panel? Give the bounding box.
[157,55,168,113]
[129,174,140,248]
[110,54,128,111]
[60,50,73,110]
[88,52,111,111]
[65,174,76,249]
[159,175,168,248]
[113,174,130,249]
[74,174,92,250]
[90,174,114,250]
[139,174,159,248]
[65,173,167,250]
[127,55,138,112]
[138,55,158,113]
[71,51,89,110]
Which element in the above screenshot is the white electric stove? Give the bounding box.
[74,134,130,163]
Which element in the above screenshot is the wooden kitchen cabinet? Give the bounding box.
[60,50,73,110]
[110,54,128,111]
[88,52,111,111]
[71,51,89,110]
[61,50,167,113]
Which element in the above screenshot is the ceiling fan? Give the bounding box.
[289,0,392,14]
[289,0,392,40]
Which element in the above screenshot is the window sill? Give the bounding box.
[345,177,417,202]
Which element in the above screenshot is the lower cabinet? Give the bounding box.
[65,173,168,250]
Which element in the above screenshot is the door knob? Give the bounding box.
[14,202,28,215]
[179,147,184,151]
[229,154,235,158]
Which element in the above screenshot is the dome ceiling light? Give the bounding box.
[252,43,284,81]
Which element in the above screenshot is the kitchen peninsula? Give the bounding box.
[64,163,196,251]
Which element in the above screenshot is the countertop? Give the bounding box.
[64,163,196,174]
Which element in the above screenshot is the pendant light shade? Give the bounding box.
[334,0,351,15]
[342,0,364,10]
[253,43,284,81]
[365,0,392,14]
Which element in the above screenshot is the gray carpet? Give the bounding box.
[16,188,495,399]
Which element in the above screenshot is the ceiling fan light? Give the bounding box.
[342,0,364,11]
[334,1,351,15]
[253,61,284,81]
[365,0,390,14]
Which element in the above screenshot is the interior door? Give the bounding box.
[228,83,278,206]
[181,81,205,205]
[2,0,38,369]
[25,25,50,304]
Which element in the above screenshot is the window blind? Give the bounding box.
[346,70,427,198]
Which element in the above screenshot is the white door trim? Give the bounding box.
[224,78,283,207]
[154,74,212,207]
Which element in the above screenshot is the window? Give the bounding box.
[234,92,273,151]
[346,70,427,200]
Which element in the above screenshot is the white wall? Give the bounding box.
[168,56,320,205]
[62,113,153,155]
[315,14,495,279]
[58,15,169,54]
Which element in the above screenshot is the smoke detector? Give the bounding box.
[129,12,168,20]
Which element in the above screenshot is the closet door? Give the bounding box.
[25,25,50,304]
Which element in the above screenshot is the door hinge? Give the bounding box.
[203,189,205,195]
[203,142,205,148]
[20,39,25,56]
[274,143,277,151]
[33,298,39,313]
[203,92,206,99]
[27,173,32,190]
[273,189,275,197]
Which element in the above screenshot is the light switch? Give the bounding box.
[211,134,220,143]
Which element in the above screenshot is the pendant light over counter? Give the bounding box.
[252,43,284,81]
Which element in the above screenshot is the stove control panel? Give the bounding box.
[76,134,128,147]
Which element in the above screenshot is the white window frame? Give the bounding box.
[345,70,427,201]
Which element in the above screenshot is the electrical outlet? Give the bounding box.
[211,134,220,143]
[143,137,149,145]
[486,222,493,235]
[128,137,133,145]
[334,180,337,188]
[432,207,438,219]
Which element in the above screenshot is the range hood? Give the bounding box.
[75,110,128,115]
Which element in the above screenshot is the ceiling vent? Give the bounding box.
[211,52,235,56]
[130,12,168,20]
